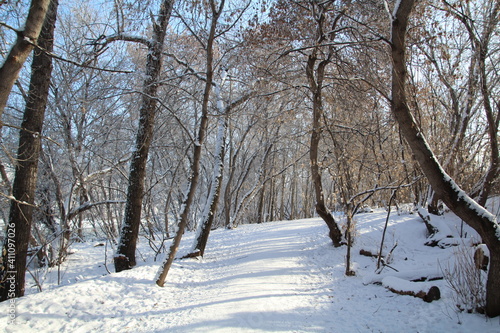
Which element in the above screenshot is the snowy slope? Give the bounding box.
[1,210,499,332]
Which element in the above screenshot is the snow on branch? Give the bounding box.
[66,200,125,221]
[92,33,152,52]
[0,192,37,208]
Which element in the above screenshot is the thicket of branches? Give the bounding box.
[0,0,499,315]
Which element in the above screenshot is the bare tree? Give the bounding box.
[390,0,500,317]
[444,0,500,207]
[0,0,58,301]
[156,0,226,286]
[188,78,255,257]
[306,1,343,247]
[113,0,175,272]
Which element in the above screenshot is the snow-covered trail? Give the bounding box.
[2,213,499,332]
[166,220,333,332]
[2,219,335,333]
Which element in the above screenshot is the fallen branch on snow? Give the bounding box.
[382,276,441,303]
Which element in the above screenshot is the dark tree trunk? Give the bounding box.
[390,0,500,317]
[0,0,58,302]
[114,0,175,273]
[0,0,50,122]
[305,3,343,247]
[306,15,343,246]
[427,191,441,216]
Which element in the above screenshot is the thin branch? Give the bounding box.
[1,121,61,146]
[66,200,125,221]
[20,36,134,74]
[348,177,422,205]
[0,192,38,208]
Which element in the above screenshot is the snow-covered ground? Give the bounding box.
[2,209,500,332]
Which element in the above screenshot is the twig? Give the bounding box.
[377,189,397,271]
[0,192,38,208]
[104,240,111,274]
[1,121,61,147]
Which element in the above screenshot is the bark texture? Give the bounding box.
[0,0,51,122]
[114,0,175,272]
[0,0,58,301]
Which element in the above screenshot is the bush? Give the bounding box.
[442,244,487,314]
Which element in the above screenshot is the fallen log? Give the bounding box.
[363,268,443,285]
[359,249,378,258]
[382,276,441,303]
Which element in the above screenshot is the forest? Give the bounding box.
[0,0,499,327]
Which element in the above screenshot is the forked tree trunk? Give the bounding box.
[391,0,500,317]
[306,5,343,247]
[114,0,175,272]
[0,0,58,302]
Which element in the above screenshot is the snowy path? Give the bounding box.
[1,213,499,332]
[164,220,332,332]
[2,219,335,333]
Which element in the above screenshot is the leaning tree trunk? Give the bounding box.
[0,0,58,302]
[0,0,50,124]
[156,0,224,286]
[114,0,175,273]
[391,0,500,317]
[188,113,227,258]
[186,89,254,258]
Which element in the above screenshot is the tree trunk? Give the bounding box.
[307,59,343,247]
[310,109,342,247]
[257,183,266,223]
[114,0,174,273]
[0,0,51,123]
[0,0,58,302]
[390,0,500,317]
[306,4,343,247]
[156,0,224,286]
[188,113,227,257]
[486,245,500,314]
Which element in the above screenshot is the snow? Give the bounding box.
[382,276,435,295]
[2,210,500,332]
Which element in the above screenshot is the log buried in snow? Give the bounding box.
[382,276,440,303]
